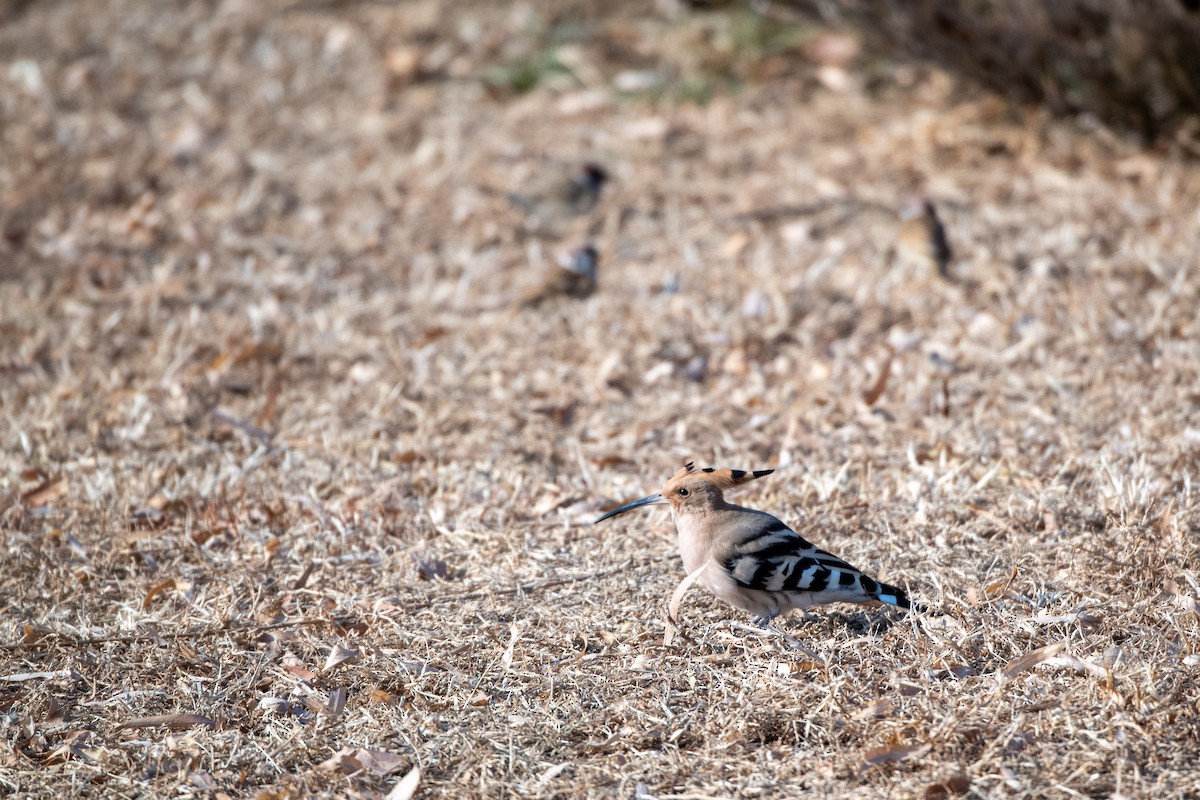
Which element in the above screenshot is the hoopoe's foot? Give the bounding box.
[748,612,779,628]
[663,612,696,646]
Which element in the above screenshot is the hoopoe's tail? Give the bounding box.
[874,581,929,614]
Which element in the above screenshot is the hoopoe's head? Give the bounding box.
[594,460,773,523]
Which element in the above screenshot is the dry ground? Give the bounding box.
[3,1,1200,798]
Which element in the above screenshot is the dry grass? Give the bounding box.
[3,1,1200,798]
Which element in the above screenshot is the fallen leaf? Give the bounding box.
[189,771,218,790]
[44,696,65,722]
[118,713,215,730]
[206,351,232,374]
[414,327,448,347]
[386,764,421,800]
[257,632,291,662]
[282,664,317,683]
[287,561,315,591]
[629,654,656,672]
[64,531,88,560]
[1156,497,1175,535]
[859,742,931,771]
[413,549,449,581]
[21,624,53,644]
[855,697,893,720]
[325,686,347,718]
[533,402,575,426]
[500,623,520,671]
[142,577,176,610]
[145,758,201,782]
[719,232,749,259]
[22,476,68,507]
[395,661,441,675]
[1042,654,1110,680]
[925,773,970,799]
[932,659,976,678]
[589,454,633,468]
[323,645,361,672]
[128,508,165,528]
[233,341,283,365]
[982,565,1019,600]
[252,788,293,800]
[862,345,894,406]
[211,410,272,442]
[257,697,309,719]
[1003,641,1067,680]
[262,537,281,566]
[1030,609,1102,626]
[43,729,96,764]
[537,763,569,783]
[1,669,83,683]
[321,747,409,777]
[1007,731,1038,753]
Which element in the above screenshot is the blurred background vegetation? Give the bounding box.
[820,0,1200,149]
[484,0,1200,152]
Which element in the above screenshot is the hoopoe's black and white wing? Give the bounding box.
[716,511,910,623]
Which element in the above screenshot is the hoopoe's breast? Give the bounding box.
[675,508,793,617]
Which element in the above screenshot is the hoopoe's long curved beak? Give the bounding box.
[594,493,665,523]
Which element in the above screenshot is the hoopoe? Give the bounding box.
[519,243,599,307]
[595,461,914,627]
[508,162,609,222]
[898,197,953,280]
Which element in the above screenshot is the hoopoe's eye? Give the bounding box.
[677,488,689,497]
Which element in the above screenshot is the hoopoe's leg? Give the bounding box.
[664,561,711,646]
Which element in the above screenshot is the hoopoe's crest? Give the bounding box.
[594,461,774,520]
[596,459,914,628]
